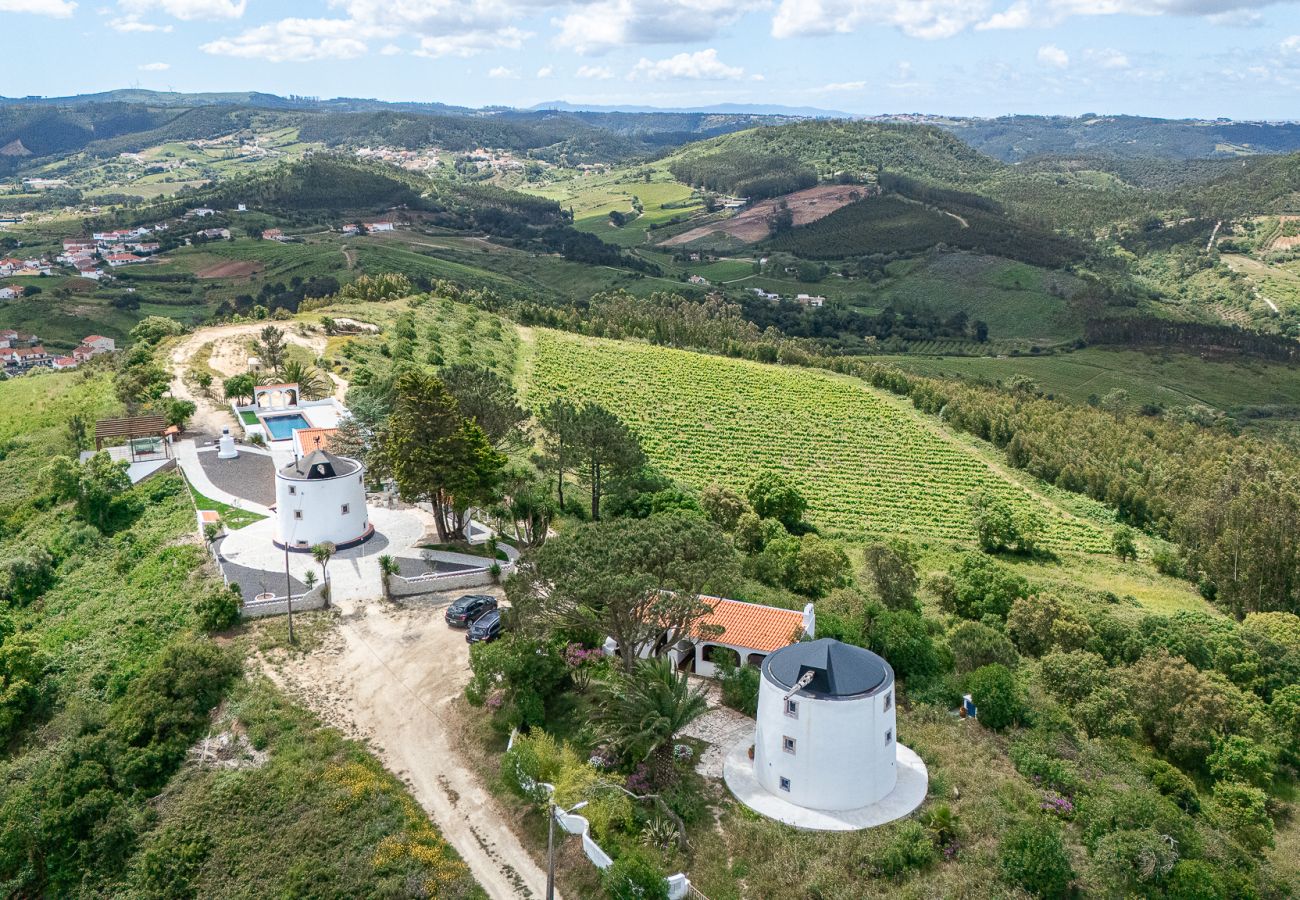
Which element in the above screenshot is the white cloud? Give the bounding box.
[138,61,170,70]
[488,65,518,78]
[576,64,615,79]
[774,0,1287,39]
[536,64,554,77]
[119,0,244,20]
[1282,34,1300,53]
[1037,43,1070,66]
[773,0,991,40]
[413,27,529,57]
[0,0,76,16]
[1084,47,1130,68]
[554,0,765,54]
[202,18,374,62]
[109,15,173,30]
[379,43,403,55]
[816,80,868,91]
[631,48,746,81]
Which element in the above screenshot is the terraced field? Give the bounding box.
[528,330,1110,552]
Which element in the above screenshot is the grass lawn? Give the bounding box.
[190,483,267,530]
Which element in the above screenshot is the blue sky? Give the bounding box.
[6,0,1300,119]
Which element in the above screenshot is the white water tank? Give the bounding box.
[753,639,898,811]
[217,427,238,459]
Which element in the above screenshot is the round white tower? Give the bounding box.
[274,449,371,550]
[753,638,897,811]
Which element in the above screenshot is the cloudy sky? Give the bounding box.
[6,0,1300,118]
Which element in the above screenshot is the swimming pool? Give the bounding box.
[262,413,311,441]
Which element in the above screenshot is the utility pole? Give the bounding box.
[545,802,556,900]
[283,539,295,644]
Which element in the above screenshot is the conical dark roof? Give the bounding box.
[277,448,361,481]
[763,638,892,699]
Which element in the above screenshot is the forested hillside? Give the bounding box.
[668,120,1004,192]
[942,114,1300,161]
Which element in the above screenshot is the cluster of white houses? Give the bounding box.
[0,331,115,375]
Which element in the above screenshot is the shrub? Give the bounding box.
[874,820,936,879]
[948,621,1019,674]
[968,663,1021,730]
[998,821,1073,899]
[1208,735,1275,789]
[1211,780,1273,854]
[1090,827,1178,895]
[745,472,807,533]
[946,554,1030,621]
[1038,650,1105,704]
[865,606,945,681]
[1126,650,1244,773]
[1112,525,1138,561]
[862,539,919,610]
[601,850,668,900]
[1143,758,1200,812]
[1006,594,1092,657]
[1165,860,1228,900]
[717,660,760,717]
[194,588,240,632]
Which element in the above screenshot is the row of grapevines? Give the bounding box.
[528,330,1110,553]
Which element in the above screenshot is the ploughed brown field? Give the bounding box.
[661,183,877,246]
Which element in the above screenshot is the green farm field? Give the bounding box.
[525,329,1110,552]
[521,165,700,248]
[877,346,1300,418]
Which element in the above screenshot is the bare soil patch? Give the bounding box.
[662,183,874,247]
[260,591,553,899]
[196,259,263,279]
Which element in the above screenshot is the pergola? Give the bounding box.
[93,414,172,461]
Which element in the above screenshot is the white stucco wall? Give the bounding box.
[753,670,897,811]
[275,466,369,548]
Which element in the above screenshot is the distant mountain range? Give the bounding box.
[528,100,852,118]
[5,91,1300,177]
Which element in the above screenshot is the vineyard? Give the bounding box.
[528,330,1111,552]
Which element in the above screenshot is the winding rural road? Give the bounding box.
[264,592,553,899]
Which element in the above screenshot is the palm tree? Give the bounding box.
[276,359,332,401]
[595,657,709,786]
[311,542,335,604]
[378,554,399,602]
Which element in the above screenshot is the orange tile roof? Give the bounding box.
[295,427,336,452]
[690,597,805,653]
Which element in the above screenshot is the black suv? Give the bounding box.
[444,594,497,628]
[467,609,502,644]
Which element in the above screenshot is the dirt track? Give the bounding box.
[166,322,341,435]
[662,183,871,246]
[264,592,553,899]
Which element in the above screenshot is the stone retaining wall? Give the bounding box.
[388,564,513,599]
[240,583,329,618]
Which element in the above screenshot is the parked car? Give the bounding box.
[467,608,502,644]
[445,594,497,628]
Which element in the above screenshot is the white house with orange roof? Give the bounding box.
[603,595,814,679]
[82,335,116,354]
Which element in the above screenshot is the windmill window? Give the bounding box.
[783,736,796,755]
[779,777,791,792]
[341,504,350,515]
[883,691,892,712]
[293,510,303,520]
[885,729,893,745]
[784,699,798,719]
